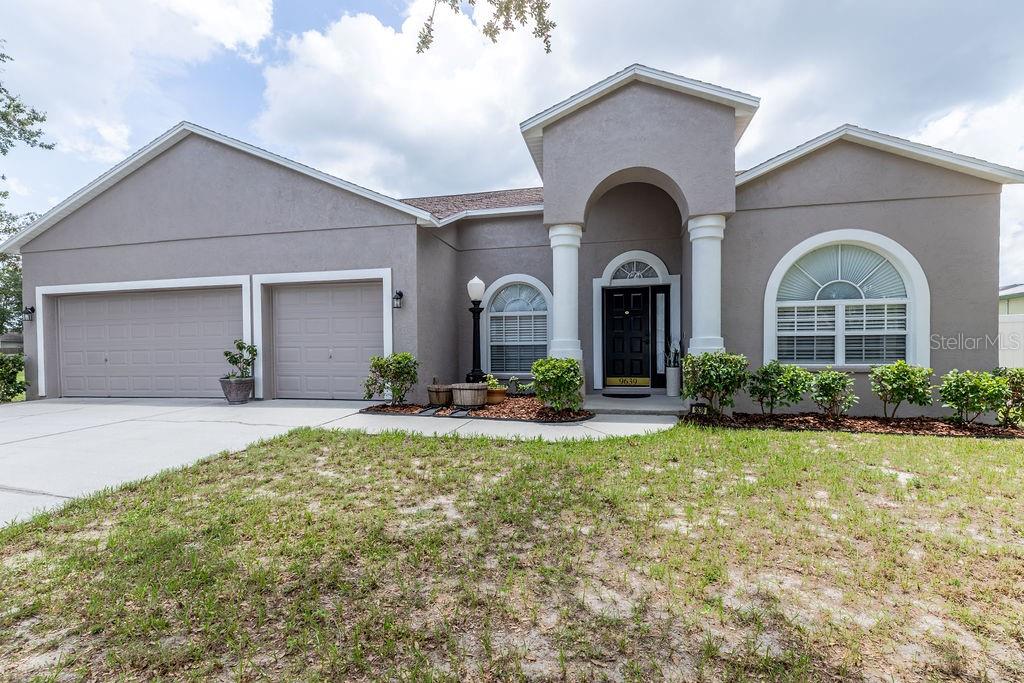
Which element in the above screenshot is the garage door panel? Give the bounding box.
[272,282,383,399]
[58,288,242,398]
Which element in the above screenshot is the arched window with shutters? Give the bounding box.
[764,230,931,368]
[481,275,553,375]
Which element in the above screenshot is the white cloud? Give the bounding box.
[912,94,1024,285]
[0,176,30,197]
[1,0,273,164]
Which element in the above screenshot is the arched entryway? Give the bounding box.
[592,251,681,391]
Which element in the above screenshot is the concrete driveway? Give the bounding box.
[0,398,676,526]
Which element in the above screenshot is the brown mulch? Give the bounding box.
[685,411,1024,439]
[364,397,593,423]
[363,403,427,415]
[467,396,593,423]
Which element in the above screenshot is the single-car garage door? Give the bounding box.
[58,288,243,397]
[273,282,383,399]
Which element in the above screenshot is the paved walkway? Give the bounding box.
[0,398,676,525]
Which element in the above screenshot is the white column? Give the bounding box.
[688,214,726,354]
[548,223,584,362]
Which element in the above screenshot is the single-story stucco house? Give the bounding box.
[4,64,1024,413]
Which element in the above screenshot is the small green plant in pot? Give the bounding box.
[665,341,682,398]
[484,373,508,404]
[220,339,257,404]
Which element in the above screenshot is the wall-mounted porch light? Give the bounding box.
[22,306,35,323]
[392,290,404,309]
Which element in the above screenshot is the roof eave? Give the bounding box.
[435,204,544,227]
[736,124,1024,187]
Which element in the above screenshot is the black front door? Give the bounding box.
[604,287,650,387]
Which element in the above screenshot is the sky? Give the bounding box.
[2,0,1024,283]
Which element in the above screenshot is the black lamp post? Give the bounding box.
[466,276,486,383]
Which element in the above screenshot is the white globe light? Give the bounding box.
[467,276,486,302]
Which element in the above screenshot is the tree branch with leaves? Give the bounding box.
[417,0,555,53]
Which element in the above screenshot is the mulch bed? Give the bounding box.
[363,396,594,423]
[685,411,1024,439]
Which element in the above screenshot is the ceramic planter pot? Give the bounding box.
[220,377,254,405]
[666,366,681,397]
[450,383,487,408]
[486,387,507,404]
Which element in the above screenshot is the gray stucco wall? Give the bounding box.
[20,134,420,400]
[541,81,735,225]
[728,140,1002,415]
[414,227,459,399]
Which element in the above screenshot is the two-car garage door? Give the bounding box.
[58,288,243,398]
[55,282,383,399]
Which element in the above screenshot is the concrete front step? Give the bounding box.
[584,394,687,417]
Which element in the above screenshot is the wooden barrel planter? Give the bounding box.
[427,382,453,406]
[450,383,487,408]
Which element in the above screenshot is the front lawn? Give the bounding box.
[1,425,1022,680]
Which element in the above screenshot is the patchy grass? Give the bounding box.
[1,424,1022,681]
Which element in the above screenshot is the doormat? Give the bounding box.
[601,392,651,399]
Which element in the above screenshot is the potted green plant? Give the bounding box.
[484,373,508,404]
[220,339,257,404]
[665,341,681,397]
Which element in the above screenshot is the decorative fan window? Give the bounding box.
[775,244,909,365]
[612,260,658,281]
[487,283,548,373]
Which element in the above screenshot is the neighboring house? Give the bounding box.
[0,333,23,355]
[999,284,1024,368]
[3,64,1024,413]
[999,283,1024,315]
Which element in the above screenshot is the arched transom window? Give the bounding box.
[487,282,548,373]
[775,244,909,365]
[612,260,658,281]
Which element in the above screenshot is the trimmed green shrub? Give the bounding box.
[747,360,813,414]
[0,353,26,402]
[868,360,933,418]
[223,339,258,378]
[810,368,858,419]
[939,369,1009,424]
[682,351,749,415]
[529,357,583,412]
[994,367,1024,427]
[363,352,419,405]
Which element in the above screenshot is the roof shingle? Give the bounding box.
[401,187,543,220]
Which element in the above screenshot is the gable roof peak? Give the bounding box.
[519,64,760,174]
[1,121,438,254]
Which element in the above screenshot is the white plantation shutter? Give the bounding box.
[775,245,910,365]
[487,283,548,373]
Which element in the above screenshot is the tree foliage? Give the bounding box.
[0,42,52,333]
[417,0,555,53]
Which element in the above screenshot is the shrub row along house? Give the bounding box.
[3,64,1023,413]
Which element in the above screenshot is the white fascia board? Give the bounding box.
[436,204,544,227]
[736,124,1024,187]
[1,122,437,255]
[519,64,761,173]
[999,284,1024,299]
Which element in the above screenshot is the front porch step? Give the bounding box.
[584,394,688,417]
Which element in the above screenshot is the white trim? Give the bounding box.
[763,229,931,368]
[520,64,760,173]
[251,268,393,399]
[1,122,436,254]
[436,204,544,227]
[592,250,681,390]
[736,124,1024,188]
[479,274,553,376]
[32,275,251,397]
